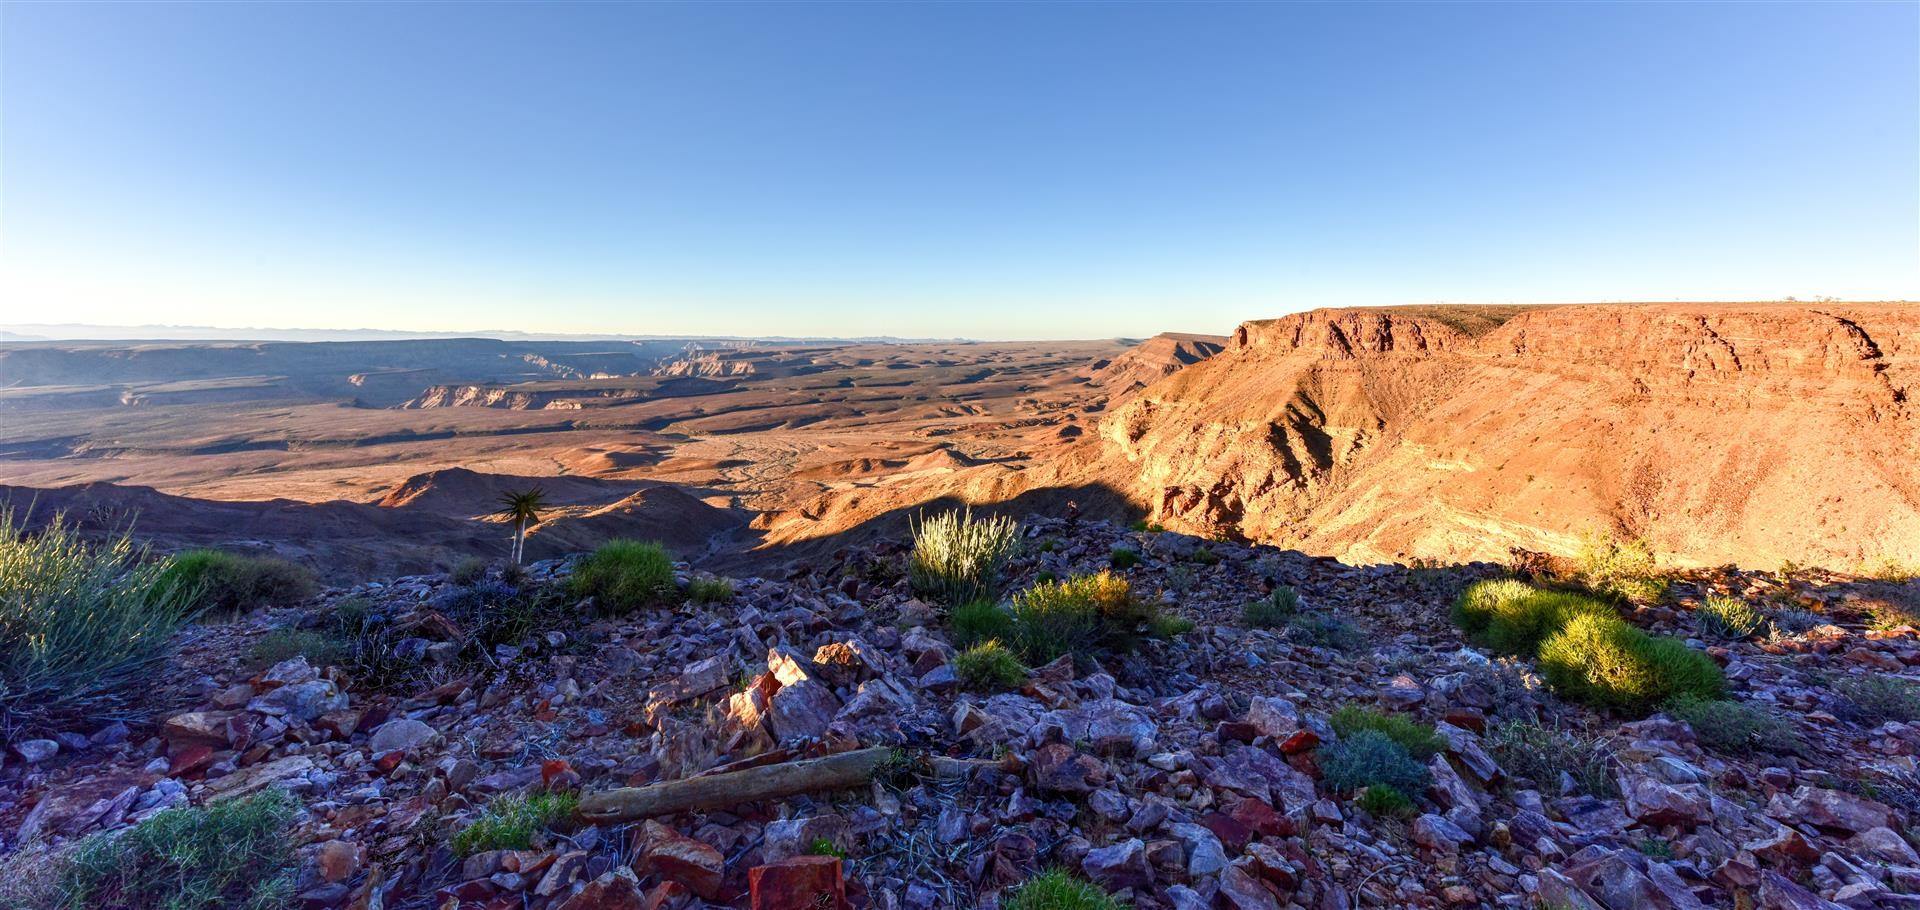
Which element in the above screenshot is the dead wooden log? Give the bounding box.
[576,746,894,825]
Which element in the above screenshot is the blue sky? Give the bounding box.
[3,2,1914,340]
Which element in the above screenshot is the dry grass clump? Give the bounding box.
[909,509,1018,605]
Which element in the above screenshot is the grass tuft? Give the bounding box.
[568,540,678,612]
[0,510,197,734]
[686,576,735,604]
[1696,594,1768,640]
[1108,547,1142,570]
[1355,783,1416,819]
[1008,571,1154,663]
[1002,869,1128,910]
[1242,586,1298,628]
[908,509,1018,606]
[57,790,298,910]
[1665,694,1803,755]
[954,639,1027,691]
[1329,704,1445,760]
[1317,729,1430,794]
[1485,721,1617,797]
[1574,531,1668,603]
[949,598,1015,648]
[451,791,578,856]
[154,549,316,618]
[1832,674,1920,725]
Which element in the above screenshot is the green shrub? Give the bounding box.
[448,557,488,587]
[1574,531,1668,603]
[1284,613,1364,651]
[1008,572,1152,663]
[451,791,579,856]
[1696,595,1768,640]
[805,836,848,859]
[569,540,677,612]
[0,511,196,733]
[57,790,297,910]
[249,628,348,668]
[1832,674,1920,725]
[1243,586,1298,629]
[908,509,1018,605]
[1329,704,1445,760]
[1108,547,1141,570]
[954,640,1026,691]
[1485,721,1616,797]
[687,577,735,604]
[1189,545,1220,566]
[1002,869,1127,910]
[1318,729,1430,794]
[1537,612,1724,712]
[1127,519,1164,533]
[155,549,317,617]
[1454,580,1612,656]
[1150,614,1195,638]
[949,599,1015,648]
[1634,837,1674,860]
[1355,783,1416,819]
[1666,695,1803,755]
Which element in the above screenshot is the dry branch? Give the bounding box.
[575,745,894,825]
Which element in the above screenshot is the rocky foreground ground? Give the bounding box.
[4,518,1920,909]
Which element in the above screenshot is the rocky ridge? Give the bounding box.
[4,518,1920,909]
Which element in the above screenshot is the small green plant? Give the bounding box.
[1696,594,1768,640]
[1355,783,1416,819]
[1150,614,1195,638]
[1127,519,1164,533]
[1666,695,1803,755]
[1318,729,1430,794]
[249,627,348,668]
[450,791,579,856]
[953,639,1027,691]
[569,539,678,612]
[908,508,1019,605]
[1634,836,1674,860]
[1108,547,1141,570]
[1832,674,1920,725]
[1329,704,1446,760]
[949,598,1015,647]
[686,576,736,604]
[154,549,317,617]
[56,790,298,910]
[1284,613,1364,651]
[1861,556,1920,583]
[1242,586,1298,628]
[1002,869,1128,910]
[1537,611,1724,712]
[1485,721,1617,797]
[448,557,488,587]
[1574,531,1668,603]
[0,511,197,733]
[1008,571,1155,663]
[1188,545,1220,566]
[805,836,848,859]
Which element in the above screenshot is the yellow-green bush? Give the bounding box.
[154,549,317,617]
[1453,579,1612,656]
[1008,571,1154,663]
[1538,612,1723,712]
[908,509,1018,605]
[953,639,1026,691]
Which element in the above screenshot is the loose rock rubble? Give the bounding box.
[3,517,1919,909]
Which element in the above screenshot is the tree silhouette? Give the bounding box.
[494,488,547,566]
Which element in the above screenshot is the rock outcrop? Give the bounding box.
[1097,303,1920,568]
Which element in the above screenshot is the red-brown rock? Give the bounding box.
[749,856,845,910]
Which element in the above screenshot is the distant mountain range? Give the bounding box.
[0,323,969,345]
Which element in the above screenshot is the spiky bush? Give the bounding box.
[569,539,677,612]
[1002,870,1127,910]
[1318,729,1430,794]
[153,549,317,617]
[953,639,1026,691]
[1537,612,1724,713]
[908,509,1018,605]
[1574,531,1668,603]
[56,789,298,910]
[1453,580,1612,656]
[1355,783,1415,819]
[1666,695,1803,755]
[949,599,1015,648]
[0,511,196,734]
[1485,721,1616,797]
[1329,704,1445,760]
[1008,571,1154,663]
[1243,586,1299,629]
[1696,594,1768,640]
[451,791,579,856]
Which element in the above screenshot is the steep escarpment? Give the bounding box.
[1099,303,1920,568]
